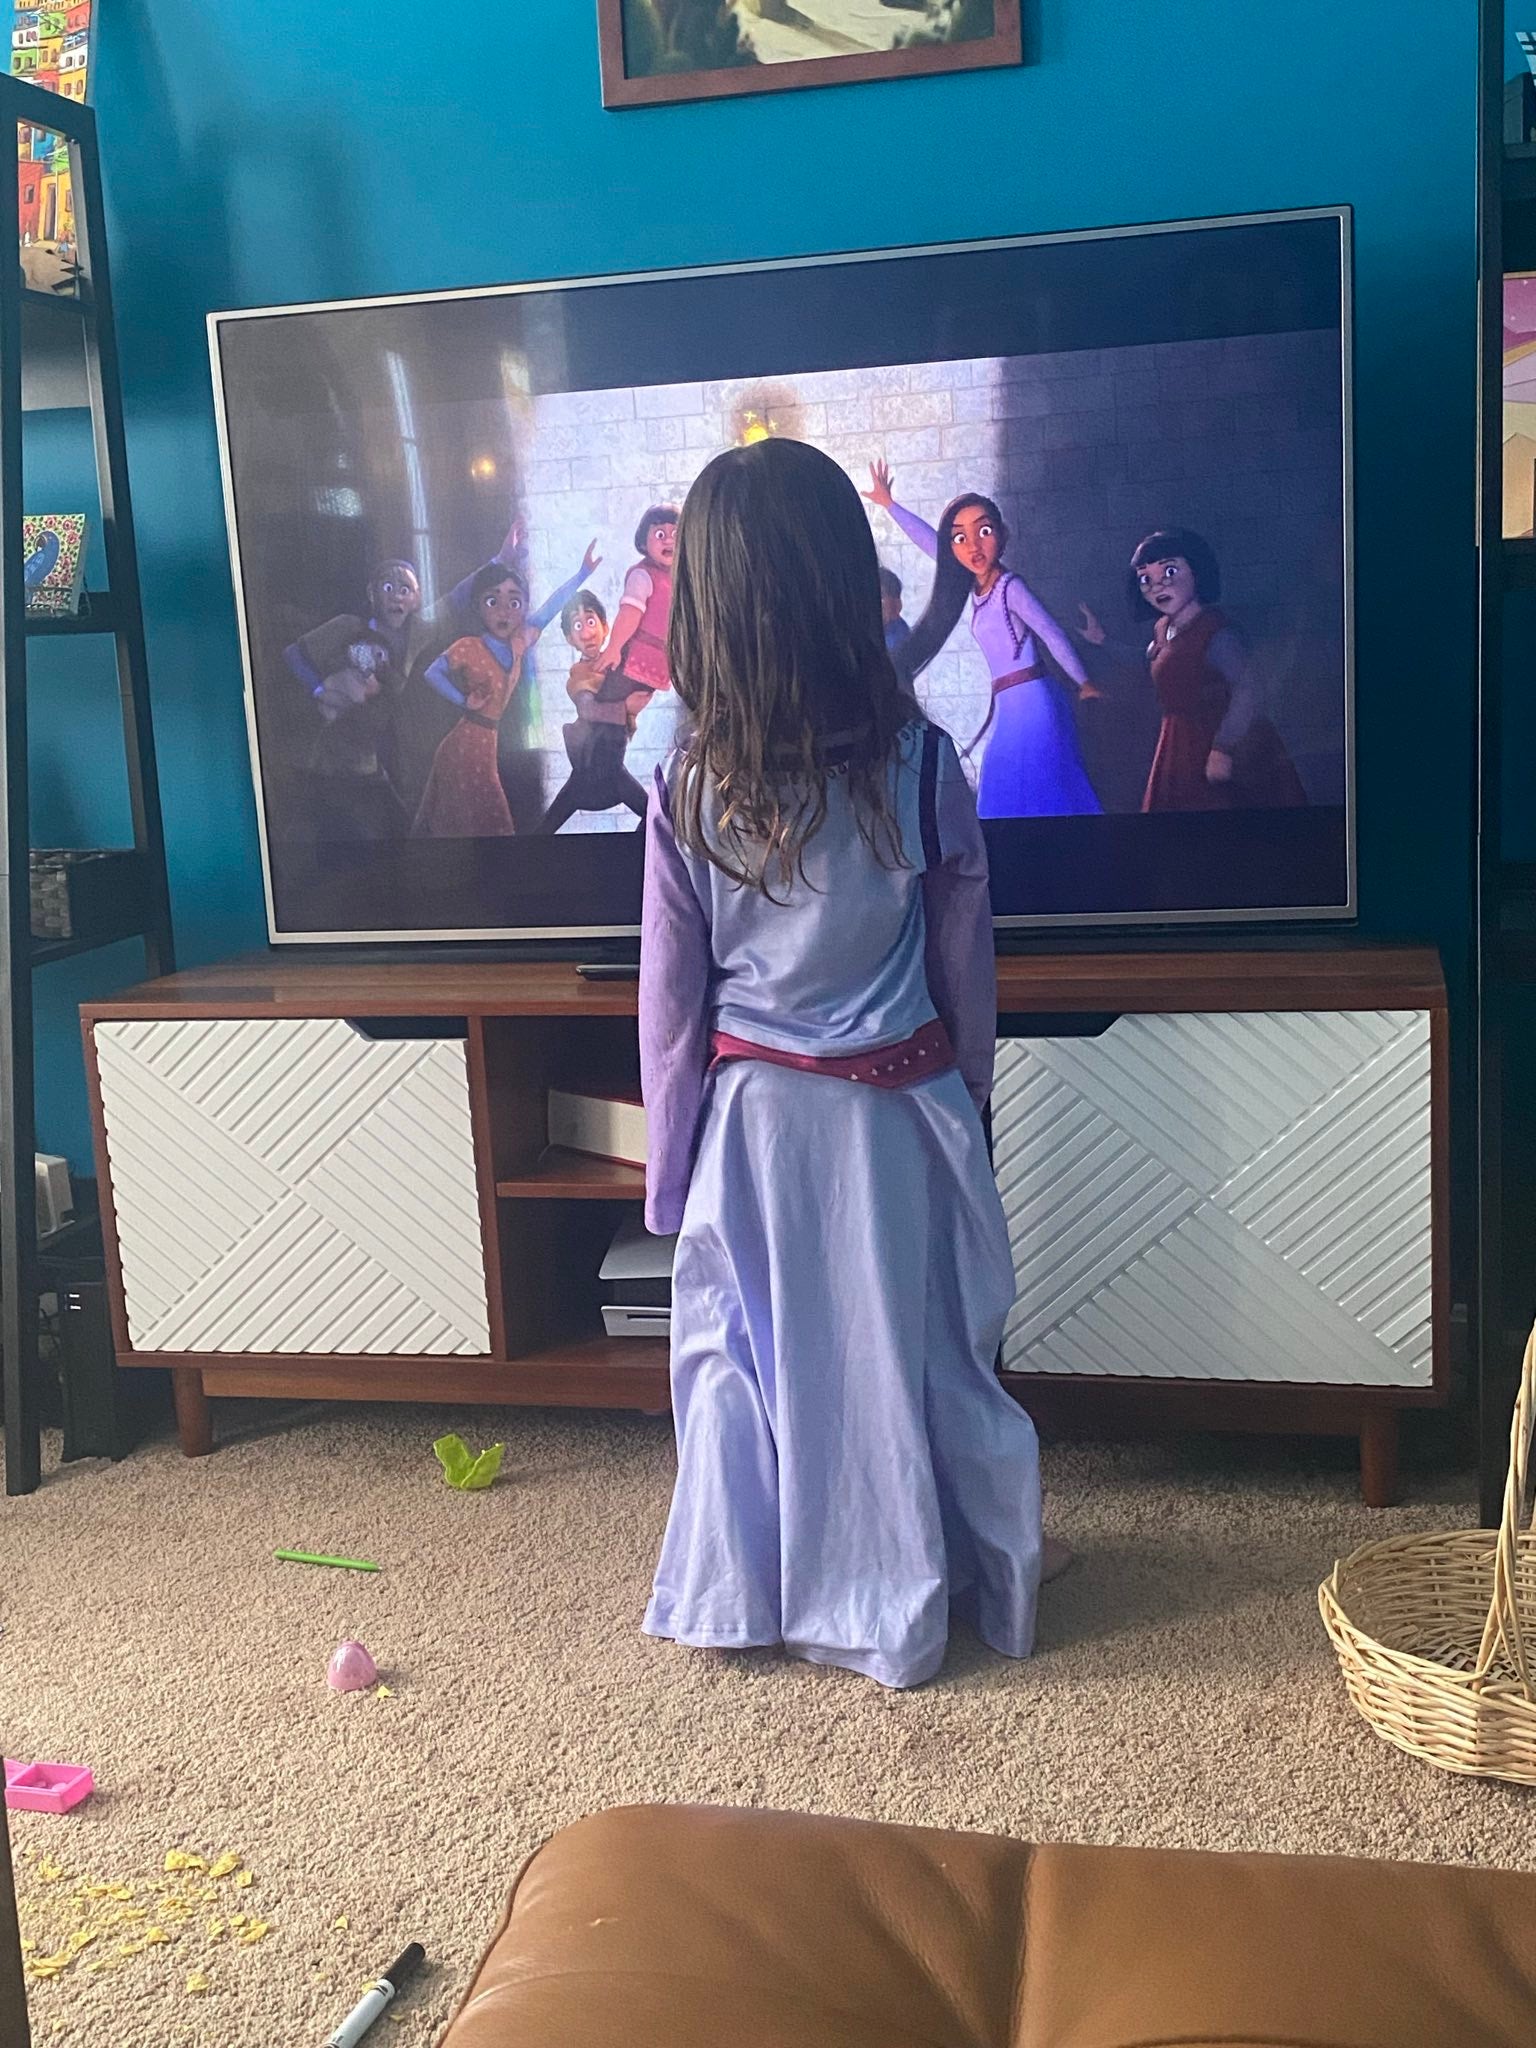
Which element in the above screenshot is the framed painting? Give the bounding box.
[598,0,1023,109]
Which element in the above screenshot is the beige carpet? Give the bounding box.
[1,1402,1528,2046]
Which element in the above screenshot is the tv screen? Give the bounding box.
[209,209,1353,944]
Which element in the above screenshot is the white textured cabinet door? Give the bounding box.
[95,1018,491,1356]
[993,1010,1432,1387]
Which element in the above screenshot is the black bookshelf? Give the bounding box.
[1475,11,1536,1522]
[0,76,174,1502]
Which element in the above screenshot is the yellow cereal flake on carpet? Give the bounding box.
[376,1684,395,1697]
[210,1853,241,1879]
[164,1850,206,1874]
[233,1869,254,1889]
[333,1914,349,1930]
[185,1970,210,1994]
[145,1926,169,1945]
[207,1918,226,1940]
[36,1862,64,1883]
[238,1919,271,1946]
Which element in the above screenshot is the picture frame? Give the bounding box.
[597,0,1023,110]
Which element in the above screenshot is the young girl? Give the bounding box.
[640,437,1060,1692]
[1084,527,1307,813]
[865,460,1101,820]
[412,563,534,837]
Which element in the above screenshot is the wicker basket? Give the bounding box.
[1319,1323,1536,1783]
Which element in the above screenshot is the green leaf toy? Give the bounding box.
[433,1433,505,1491]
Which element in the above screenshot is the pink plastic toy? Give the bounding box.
[4,1758,94,1814]
[326,1641,378,1692]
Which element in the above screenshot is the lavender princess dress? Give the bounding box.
[639,723,1042,1690]
[888,504,1100,820]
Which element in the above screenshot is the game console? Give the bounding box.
[599,1215,675,1340]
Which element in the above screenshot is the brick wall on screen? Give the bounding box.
[519,328,1342,825]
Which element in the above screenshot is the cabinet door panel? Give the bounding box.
[994,1010,1432,1387]
[96,1018,490,1356]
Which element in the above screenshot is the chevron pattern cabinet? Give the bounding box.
[994,1011,1432,1387]
[94,1019,491,1357]
[991,950,1448,1505]
[83,949,1446,1499]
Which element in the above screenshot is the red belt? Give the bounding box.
[710,1016,955,1089]
[994,662,1048,696]
[964,664,1049,757]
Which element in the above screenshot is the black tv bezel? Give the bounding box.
[207,206,1356,950]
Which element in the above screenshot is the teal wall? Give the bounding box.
[30,0,1478,1167]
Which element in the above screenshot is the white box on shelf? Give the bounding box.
[35,1154,73,1238]
[548,1088,647,1168]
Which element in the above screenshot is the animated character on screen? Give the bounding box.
[1079,528,1306,813]
[537,594,652,833]
[412,564,539,836]
[864,462,1101,820]
[879,565,911,657]
[596,505,678,710]
[282,560,423,839]
[408,518,601,825]
[412,533,603,836]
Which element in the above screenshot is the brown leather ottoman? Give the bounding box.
[441,1804,1536,2047]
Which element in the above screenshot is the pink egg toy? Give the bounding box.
[327,1640,378,1692]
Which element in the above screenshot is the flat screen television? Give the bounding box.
[209,208,1354,945]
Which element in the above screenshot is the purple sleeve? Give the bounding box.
[889,501,939,561]
[284,642,324,695]
[639,765,712,1235]
[423,652,465,708]
[921,738,997,1110]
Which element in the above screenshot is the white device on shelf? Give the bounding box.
[35,1154,73,1239]
[599,1215,675,1340]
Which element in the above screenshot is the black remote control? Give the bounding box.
[577,962,641,980]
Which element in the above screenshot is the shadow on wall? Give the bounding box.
[91,0,375,945]
[105,0,369,403]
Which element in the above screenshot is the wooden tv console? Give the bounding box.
[81,946,1448,1506]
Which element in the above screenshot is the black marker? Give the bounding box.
[324,1942,425,2046]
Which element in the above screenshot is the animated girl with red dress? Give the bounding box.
[1081,528,1306,814]
[597,505,679,708]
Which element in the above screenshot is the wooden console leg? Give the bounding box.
[1359,1411,1401,1508]
[172,1369,214,1458]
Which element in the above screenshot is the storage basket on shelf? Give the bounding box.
[1319,1321,1536,1783]
[28,848,143,944]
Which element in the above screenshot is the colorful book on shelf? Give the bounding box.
[22,513,87,615]
[13,0,95,285]
[547,1088,647,1169]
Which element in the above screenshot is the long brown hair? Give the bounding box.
[668,437,918,895]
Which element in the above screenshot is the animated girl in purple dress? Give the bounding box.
[641,438,1068,1692]
[865,460,1101,820]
